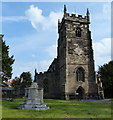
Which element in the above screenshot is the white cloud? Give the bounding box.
[1,16,27,22]
[1,4,63,31]
[103,3,111,16]
[25,5,63,31]
[25,5,44,30]
[31,54,37,58]
[93,38,111,70]
[46,44,57,58]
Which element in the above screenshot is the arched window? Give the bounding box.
[76,67,85,82]
[76,27,81,37]
[43,79,49,93]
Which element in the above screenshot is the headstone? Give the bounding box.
[18,82,49,110]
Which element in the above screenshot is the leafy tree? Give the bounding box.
[98,61,113,98]
[12,77,20,87]
[12,72,32,87]
[12,72,32,97]
[20,72,32,83]
[0,35,15,81]
[19,72,32,95]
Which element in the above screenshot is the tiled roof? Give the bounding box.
[0,87,15,90]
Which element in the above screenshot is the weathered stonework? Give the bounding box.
[18,82,49,110]
[36,5,103,100]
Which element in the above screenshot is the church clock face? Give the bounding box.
[74,47,83,55]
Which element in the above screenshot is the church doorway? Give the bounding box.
[76,87,85,100]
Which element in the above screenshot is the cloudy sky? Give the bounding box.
[1,2,111,79]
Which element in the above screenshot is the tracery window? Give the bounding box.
[76,67,85,82]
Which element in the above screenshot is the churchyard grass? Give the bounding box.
[1,98,112,118]
[110,99,113,102]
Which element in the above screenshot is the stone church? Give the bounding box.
[35,5,104,100]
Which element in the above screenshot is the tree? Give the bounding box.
[12,72,32,97]
[12,72,32,88]
[20,72,32,83]
[0,35,15,81]
[98,60,113,98]
[12,77,20,87]
[19,72,32,96]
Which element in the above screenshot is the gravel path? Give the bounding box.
[81,99,113,104]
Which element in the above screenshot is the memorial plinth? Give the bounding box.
[18,82,49,110]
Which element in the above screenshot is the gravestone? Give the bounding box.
[18,69,49,110]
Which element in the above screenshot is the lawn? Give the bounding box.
[1,98,112,118]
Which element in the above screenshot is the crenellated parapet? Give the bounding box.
[58,5,90,32]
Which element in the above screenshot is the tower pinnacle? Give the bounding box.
[34,69,37,82]
[86,8,90,21]
[64,5,67,15]
[58,19,60,24]
[86,8,90,17]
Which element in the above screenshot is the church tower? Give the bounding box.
[57,5,99,99]
[37,5,100,100]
